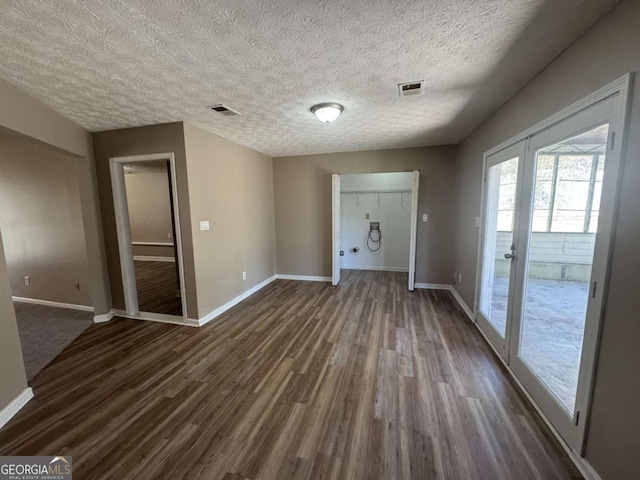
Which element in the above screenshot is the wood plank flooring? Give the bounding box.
[134,260,182,316]
[0,270,581,479]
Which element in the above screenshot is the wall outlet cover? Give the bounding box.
[422,214,428,222]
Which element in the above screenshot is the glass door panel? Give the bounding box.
[518,124,609,415]
[480,158,518,335]
[477,141,525,357]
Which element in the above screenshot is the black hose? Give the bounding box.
[366,229,382,252]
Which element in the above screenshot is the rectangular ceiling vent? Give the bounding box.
[207,104,241,116]
[398,80,425,97]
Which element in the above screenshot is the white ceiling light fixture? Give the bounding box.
[311,102,344,123]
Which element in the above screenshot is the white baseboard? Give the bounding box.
[133,255,175,263]
[111,309,196,327]
[0,388,33,431]
[131,241,174,247]
[572,456,603,480]
[414,283,450,290]
[413,285,476,323]
[340,266,409,272]
[198,275,278,327]
[449,287,475,322]
[12,296,93,312]
[93,310,114,323]
[276,274,332,282]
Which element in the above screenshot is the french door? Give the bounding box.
[477,141,526,358]
[477,93,625,450]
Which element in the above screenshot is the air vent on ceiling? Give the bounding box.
[398,80,425,97]
[206,104,241,116]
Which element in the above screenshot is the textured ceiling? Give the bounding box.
[0,0,618,157]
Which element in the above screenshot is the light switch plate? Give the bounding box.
[475,216,481,228]
[200,220,210,231]
[422,214,428,222]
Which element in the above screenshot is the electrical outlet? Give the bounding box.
[340,251,344,256]
[242,271,247,280]
[475,216,481,228]
[75,283,81,291]
[422,214,428,222]
[24,276,30,286]
[458,273,463,284]
[167,232,172,239]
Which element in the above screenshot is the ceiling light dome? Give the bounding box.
[311,102,344,123]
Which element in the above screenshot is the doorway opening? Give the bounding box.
[332,171,419,290]
[110,153,187,324]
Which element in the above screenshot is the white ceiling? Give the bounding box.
[0,0,618,157]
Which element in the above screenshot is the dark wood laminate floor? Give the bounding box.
[134,260,182,316]
[0,270,580,479]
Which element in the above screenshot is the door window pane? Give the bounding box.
[519,124,608,414]
[480,157,518,337]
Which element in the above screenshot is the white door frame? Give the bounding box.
[407,170,420,291]
[331,170,420,291]
[473,73,632,455]
[109,153,188,323]
[332,174,341,286]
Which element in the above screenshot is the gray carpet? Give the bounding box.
[13,302,94,382]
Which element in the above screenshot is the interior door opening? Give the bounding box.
[332,171,419,290]
[110,153,188,323]
[124,160,182,316]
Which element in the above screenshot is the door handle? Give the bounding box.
[504,253,516,260]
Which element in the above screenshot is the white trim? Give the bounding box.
[198,275,278,327]
[408,170,420,291]
[12,296,93,312]
[414,283,450,290]
[0,388,33,431]
[413,284,476,323]
[341,266,408,272]
[93,310,114,323]
[133,255,175,263]
[574,458,603,480]
[484,74,631,157]
[131,241,174,247]
[449,287,475,323]
[276,274,332,282]
[112,309,198,327]
[332,174,341,286]
[109,153,188,321]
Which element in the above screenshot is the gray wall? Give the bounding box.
[183,123,276,318]
[0,78,110,316]
[125,169,175,260]
[273,146,457,284]
[0,76,110,414]
[92,123,198,319]
[0,132,92,306]
[451,1,640,477]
